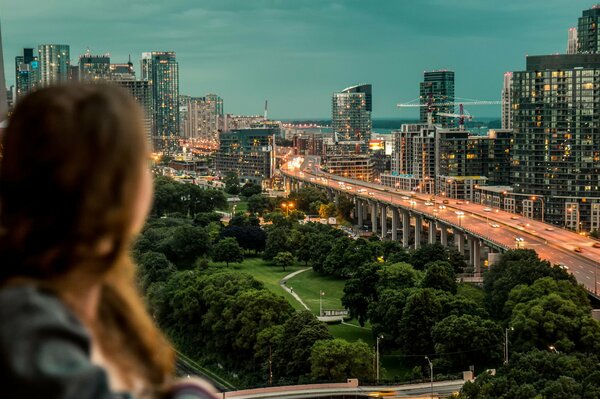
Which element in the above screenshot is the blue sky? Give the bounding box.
[1,0,593,118]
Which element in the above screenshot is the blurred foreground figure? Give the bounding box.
[0,85,216,399]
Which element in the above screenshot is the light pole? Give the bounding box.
[319,290,324,317]
[425,356,433,399]
[376,335,383,383]
[549,345,560,354]
[531,196,545,223]
[504,327,514,364]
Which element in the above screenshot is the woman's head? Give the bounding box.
[0,84,152,279]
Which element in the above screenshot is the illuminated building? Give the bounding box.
[512,52,600,230]
[79,51,110,81]
[577,5,600,53]
[141,51,179,152]
[215,127,276,183]
[0,20,6,120]
[111,79,153,143]
[181,95,223,149]
[325,155,375,182]
[331,84,372,153]
[419,70,454,128]
[15,48,40,102]
[501,72,513,129]
[38,44,70,86]
[567,27,578,54]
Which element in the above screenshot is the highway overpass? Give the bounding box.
[281,159,600,298]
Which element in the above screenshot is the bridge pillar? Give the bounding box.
[439,222,448,246]
[391,207,399,241]
[371,202,378,233]
[380,204,388,240]
[402,210,410,248]
[473,239,481,274]
[455,230,465,256]
[414,214,422,250]
[334,193,339,206]
[357,199,364,226]
[327,188,334,201]
[428,219,436,244]
[468,236,475,266]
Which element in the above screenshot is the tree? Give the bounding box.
[377,262,423,291]
[289,187,328,214]
[318,203,337,219]
[161,224,211,269]
[421,261,457,293]
[273,310,333,381]
[273,251,295,271]
[137,251,177,291]
[398,289,443,357]
[240,182,262,198]
[484,249,574,319]
[342,263,381,326]
[220,225,267,253]
[432,315,503,371]
[310,339,374,382]
[212,237,244,266]
[263,227,292,260]
[223,172,241,195]
[336,195,355,221]
[409,243,450,270]
[368,288,416,348]
[247,194,274,215]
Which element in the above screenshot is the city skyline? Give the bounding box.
[1,0,596,118]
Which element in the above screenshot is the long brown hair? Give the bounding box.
[0,84,174,391]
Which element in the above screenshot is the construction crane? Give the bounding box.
[437,104,473,131]
[397,96,503,127]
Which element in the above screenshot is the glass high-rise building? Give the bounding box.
[331,84,372,153]
[15,48,40,102]
[0,20,7,119]
[419,70,455,128]
[512,53,600,231]
[141,51,179,152]
[79,51,110,81]
[501,72,513,129]
[577,5,600,53]
[38,44,70,86]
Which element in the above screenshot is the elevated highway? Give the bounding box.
[281,160,600,297]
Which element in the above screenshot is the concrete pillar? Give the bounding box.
[402,210,410,248]
[428,219,436,244]
[468,237,475,266]
[439,222,448,246]
[414,214,422,249]
[363,201,369,221]
[371,202,378,233]
[473,240,481,274]
[391,208,399,241]
[380,204,388,240]
[327,189,334,201]
[334,193,339,206]
[455,230,465,256]
[357,199,364,226]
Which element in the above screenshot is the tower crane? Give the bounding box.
[437,104,473,131]
[397,97,503,128]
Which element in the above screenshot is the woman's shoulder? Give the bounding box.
[0,284,88,342]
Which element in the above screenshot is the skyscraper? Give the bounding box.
[577,5,600,53]
[79,51,110,81]
[331,84,372,153]
[512,53,600,230]
[141,51,179,151]
[501,72,512,129]
[0,20,8,120]
[420,70,455,128]
[181,96,222,147]
[567,27,578,54]
[38,44,70,86]
[15,48,40,103]
[111,79,153,142]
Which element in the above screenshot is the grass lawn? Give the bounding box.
[457,282,485,303]
[214,256,306,311]
[328,323,374,345]
[286,269,347,314]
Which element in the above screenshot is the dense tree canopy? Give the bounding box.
[310,339,374,382]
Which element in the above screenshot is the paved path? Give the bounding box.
[280,267,312,311]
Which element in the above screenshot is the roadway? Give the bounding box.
[281,159,600,296]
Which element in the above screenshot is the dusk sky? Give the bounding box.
[1,0,594,119]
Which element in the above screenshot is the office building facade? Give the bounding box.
[15,48,40,102]
[141,51,179,151]
[501,72,513,129]
[420,70,455,128]
[577,5,600,53]
[38,44,70,86]
[181,95,222,148]
[331,84,372,152]
[111,79,153,142]
[567,27,578,54]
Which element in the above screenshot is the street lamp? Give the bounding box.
[504,327,514,364]
[319,290,325,317]
[425,356,433,399]
[549,345,560,354]
[531,196,545,223]
[376,335,383,383]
